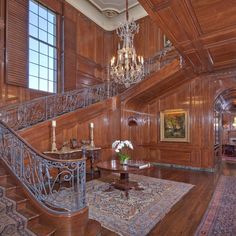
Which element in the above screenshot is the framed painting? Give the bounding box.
[160,109,189,142]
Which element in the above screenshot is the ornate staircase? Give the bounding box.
[0,160,56,235]
[0,159,101,236]
[0,45,179,236]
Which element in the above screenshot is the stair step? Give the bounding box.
[28,220,56,236]
[85,219,102,236]
[6,190,28,204]
[17,205,40,221]
[0,176,17,189]
[0,173,10,180]
[0,168,9,177]
[0,162,57,236]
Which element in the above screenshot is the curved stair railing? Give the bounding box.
[0,45,180,131]
[0,120,86,214]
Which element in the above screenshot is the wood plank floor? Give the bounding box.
[88,161,236,236]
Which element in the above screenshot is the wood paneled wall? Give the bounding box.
[0,0,163,107]
[63,2,111,90]
[120,70,236,170]
[18,54,236,170]
[19,97,121,164]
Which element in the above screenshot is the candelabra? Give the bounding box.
[90,123,95,148]
[51,120,57,152]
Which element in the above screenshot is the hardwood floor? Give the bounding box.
[88,160,236,236]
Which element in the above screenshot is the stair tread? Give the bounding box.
[85,219,102,236]
[0,169,9,176]
[28,222,56,236]
[0,163,56,236]
[0,178,17,189]
[7,191,28,203]
[0,161,56,236]
[0,174,10,180]
[17,206,40,221]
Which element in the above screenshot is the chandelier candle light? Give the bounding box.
[51,120,57,152]
[110,0,144,88]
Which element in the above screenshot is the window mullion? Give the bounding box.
[28,0,57,93]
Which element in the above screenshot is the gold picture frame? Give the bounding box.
[160,109,189,142]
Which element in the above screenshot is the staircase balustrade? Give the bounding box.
[0,45,180,131]
[0,120,86,214]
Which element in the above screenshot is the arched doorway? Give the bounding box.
[214,89,236,164]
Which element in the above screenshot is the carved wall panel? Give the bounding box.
[120,67,236,169]
[139,0,236,72]
[19,97,121,162]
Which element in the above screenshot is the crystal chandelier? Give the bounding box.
[110,0,144,88]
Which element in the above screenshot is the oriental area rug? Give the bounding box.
[0,186,35,236]
[195,175,236,236]
[86,174,194,236]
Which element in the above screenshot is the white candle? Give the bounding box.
[90,122,94,128]
[52,120,56,127]
[141,56,144,64]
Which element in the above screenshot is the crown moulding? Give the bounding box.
[65,0,147,31]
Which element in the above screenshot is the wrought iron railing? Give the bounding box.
[0,82,120,130]
[0,120,86,214]
[0,45,180,131]
[144,45,179,75]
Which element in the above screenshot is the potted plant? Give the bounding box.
[112,140,133,164]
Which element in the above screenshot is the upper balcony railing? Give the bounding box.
[0,120,86,214]
[0,45,180,131]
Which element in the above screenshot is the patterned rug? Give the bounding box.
[0,186,35,236]
[195,176,236,236]
[86,174,194,236]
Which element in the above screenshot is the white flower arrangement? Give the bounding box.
[112,140,133,163]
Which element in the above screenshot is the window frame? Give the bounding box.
[28,0,60,93]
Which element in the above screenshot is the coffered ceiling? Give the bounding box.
[139,0,236,73]
[65,0,147,31]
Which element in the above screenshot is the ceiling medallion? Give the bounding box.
[102,9,118,18]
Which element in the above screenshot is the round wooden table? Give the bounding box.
[96,160,151,198]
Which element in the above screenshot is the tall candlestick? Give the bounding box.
[51,121,57,152]
[90,123,95,148]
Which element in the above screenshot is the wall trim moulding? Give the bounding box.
[153,162,216,173]
[65,0,147,31]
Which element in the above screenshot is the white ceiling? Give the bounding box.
[65,0,147,31]
[88,0,139,14]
